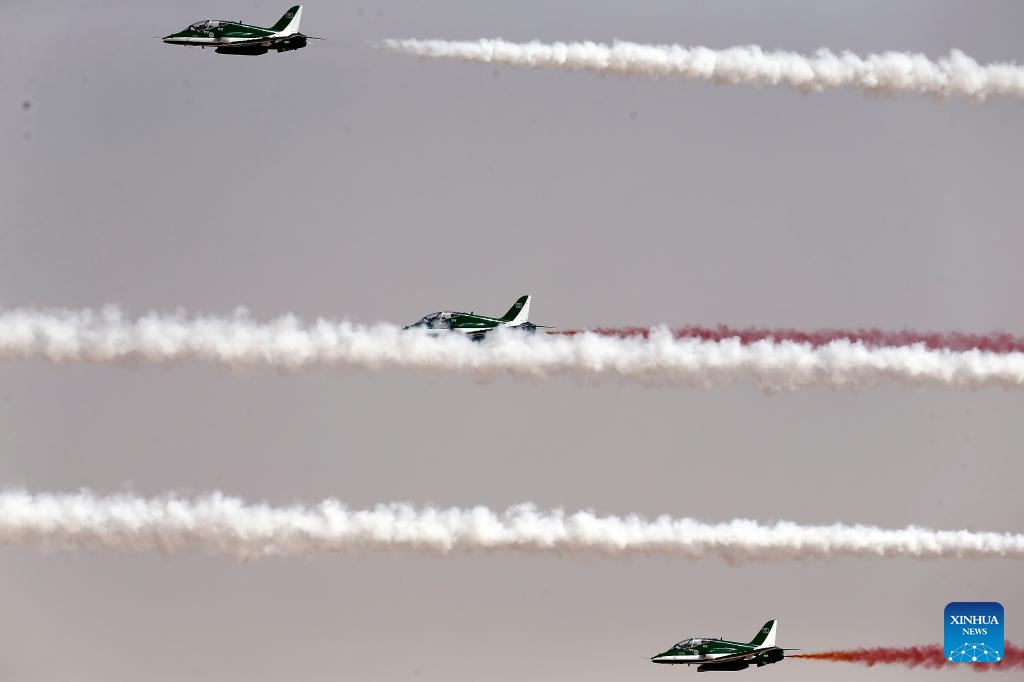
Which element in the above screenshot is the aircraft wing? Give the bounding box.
[269,32,322,42]
[699,647,783,665]
[216,33,321,47]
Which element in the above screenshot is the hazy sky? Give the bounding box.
[1,1,1022,680]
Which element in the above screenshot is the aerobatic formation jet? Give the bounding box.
[162,5,318,55]
[403,295,549,340]
[651,620,794,672]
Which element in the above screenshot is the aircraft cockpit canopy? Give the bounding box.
[188,19,224,31]
[674,638,707,649]
[410,312,456,329]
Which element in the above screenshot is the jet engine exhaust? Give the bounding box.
[560,325,1024,354]
[6,307,1024,392]
[792,642,1023,670]
[385,38,1024,102]
[2,490,1024,562]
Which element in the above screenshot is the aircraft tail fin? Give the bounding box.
[500,295,531,325]
[271,5,303,34]
[749,620,778,649]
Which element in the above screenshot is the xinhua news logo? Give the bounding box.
[944,602,1004,663]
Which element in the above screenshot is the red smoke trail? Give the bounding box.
[558,326,1024,353]
[792,642,1024,671]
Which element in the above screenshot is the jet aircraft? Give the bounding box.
[162,5,318,55]
[650,620,792,672]
[403,295,548,340]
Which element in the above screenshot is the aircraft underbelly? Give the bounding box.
[402,328,494,337]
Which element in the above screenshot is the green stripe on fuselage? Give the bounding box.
[653,639,755,662]
[451,313,502,330]
[165,21,275,43]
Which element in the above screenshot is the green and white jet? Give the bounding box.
[651,620,792,672]
[403,295,548,340]
[162,5,318,55]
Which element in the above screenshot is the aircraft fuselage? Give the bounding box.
[651,621,787,672]
[162,6,310,55]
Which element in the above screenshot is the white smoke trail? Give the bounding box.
[3,307,1024,391]
[2,490,1021,562]
[385,38,1024,101]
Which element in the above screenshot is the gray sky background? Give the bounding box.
[1,1,1022,680]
